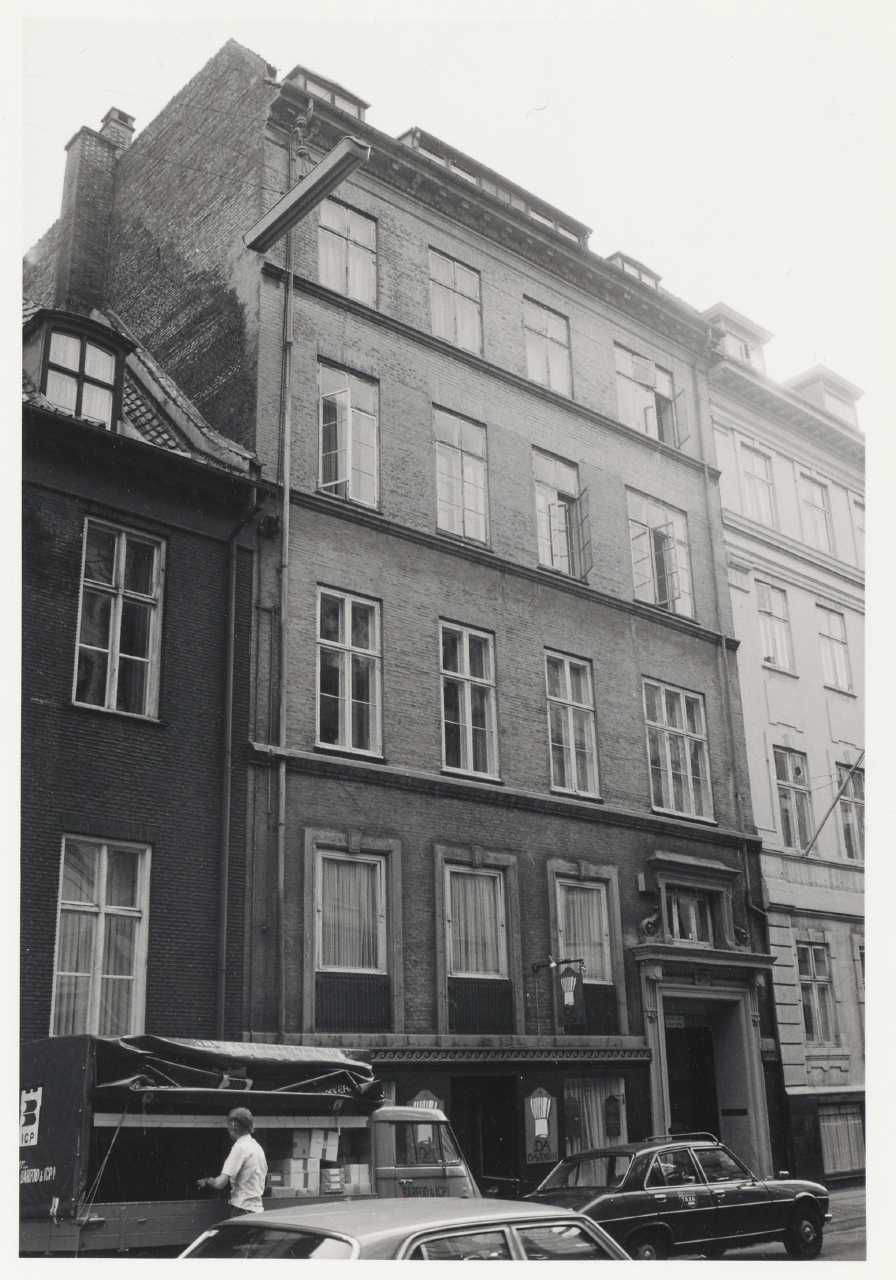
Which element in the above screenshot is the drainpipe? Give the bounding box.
[217,493,261,1038]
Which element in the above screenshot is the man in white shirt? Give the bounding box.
[198,1107,268,1215]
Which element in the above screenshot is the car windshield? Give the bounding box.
[540,1152,633,1191]
[182,1226,354,1259]
[395,1120,463,1166]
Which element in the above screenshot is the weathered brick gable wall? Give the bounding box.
[23,221,61,307]
[105,40,275,448]
[21,438,252,1041]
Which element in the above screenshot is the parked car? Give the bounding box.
[524,1131,831,1260]
[179,1196,630,1260]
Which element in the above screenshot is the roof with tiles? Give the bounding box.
[23,301,255,474]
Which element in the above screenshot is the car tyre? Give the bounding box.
[628,1232,668,1260]
[784,1206,823,1259]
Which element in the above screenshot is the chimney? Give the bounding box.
[53,108,134,313]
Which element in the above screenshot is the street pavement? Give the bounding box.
[686,1184,866,1262]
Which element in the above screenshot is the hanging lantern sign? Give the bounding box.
[525,1088,558,1164]
[559,964,586,1027]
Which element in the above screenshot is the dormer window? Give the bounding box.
[44,329,118,428]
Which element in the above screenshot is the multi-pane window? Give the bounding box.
[318,199,376,306]
[429,250,482,353]
[534,450,591,578]
[51,837,150,1036]
[524,298,572,395]
[440,623,497,776]
[445,866,507,977]
[318,363,378,507]
[799,475,833,553]
[44,330,117,428]
[757,581,794,671]
[774,747,813,850]
[797,942,835,1043]
[315,850,385,972]
[643,681,713,818]
[837,764,865,861]
[741,445,776,525]
[545,652,599,796]
[627,491,693,616]
[818,606,852,691]
[317,589,382,754]
[851,498,865,568]
[74,521,164,717]
[434,408,488,542]
[556,880,610,982]
[666,887,714,945]
[614,345,683,445]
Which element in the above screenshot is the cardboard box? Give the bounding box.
[291,1130,311,1158]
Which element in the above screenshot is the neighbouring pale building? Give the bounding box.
[706,303,865,1182]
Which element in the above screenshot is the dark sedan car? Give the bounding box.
[524,1132,831,1260]
[179,1197,630,1260]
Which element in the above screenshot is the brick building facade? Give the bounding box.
[21,41,815,1187]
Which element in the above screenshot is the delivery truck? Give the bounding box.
[20,1034,478,1255]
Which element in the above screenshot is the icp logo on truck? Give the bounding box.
[20,1088,42,1148]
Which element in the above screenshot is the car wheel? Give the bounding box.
[783,1207,823,1259]
[628,1233,667,1260]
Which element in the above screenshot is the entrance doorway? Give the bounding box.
[664,1023,720,1136]
[450,1075,518,1193]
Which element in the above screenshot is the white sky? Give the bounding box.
[16,0,896,444]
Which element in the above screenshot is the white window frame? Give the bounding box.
[774,746,813,851]
[318,198,377,306]
[317,362,379,508]
[433,407,489,543]
[799,474,833,553]
[524,297,572,396]
[627,490,693,617]
[429,249,483,354]
[797,942,837,1044]
[665,885,715,947]
[314,848,387,974]
[316,588,382,756]
[740,443,777,526]
[850,496,865,569]
[50,836,151,1037]
[642,680,713,819]
[534,449,591,579]
[817,605,852,691]
[44,328,119,428]
[72,519,165,719]
[614,344,684,446]
[757,581,794,672]
[445,865,508,978]
[439,622,499,778]
[556,878,611,983]
[544,651,600,797]
[837,764,865,862]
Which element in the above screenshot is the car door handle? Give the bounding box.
[711,1190,726,1200]
[652,1194,667,1202]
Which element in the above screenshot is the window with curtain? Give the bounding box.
[446,867,506,977]
[837,764,864,861]
[818,1104,865,1175]
[556,880,610,982]
[434,407,489,542]
[51,837,150,1036]
[665,885,714,945]
[563,1077,627,1153]
[429,249,482,353]
[44,329,118,427]
[318,363,379,507]
[74,520,165,717]
[797,942,835,1042]
[316,851,385,972]
[318,199,376,306]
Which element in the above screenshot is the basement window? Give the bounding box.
[43,329,120,428]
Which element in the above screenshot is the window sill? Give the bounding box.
[448,972,509,981]
[435,528,494,553]
[633,598,696,624]
[316,967,388,976]
[440,767,503,785]
[314,489,382,515]
[536,563,587,585]
[550,788,603,804]
[762,663,799,679]
[823,685,857,699]
[71,701,163,725]
[650,807,718,827]
[313,744,386,763]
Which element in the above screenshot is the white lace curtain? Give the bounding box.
[321,857,378,969]
[564,1077,628,1152]
[819,1104,865,1174]
[449,871,501,975]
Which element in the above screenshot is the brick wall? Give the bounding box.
[21,423,253,1041]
